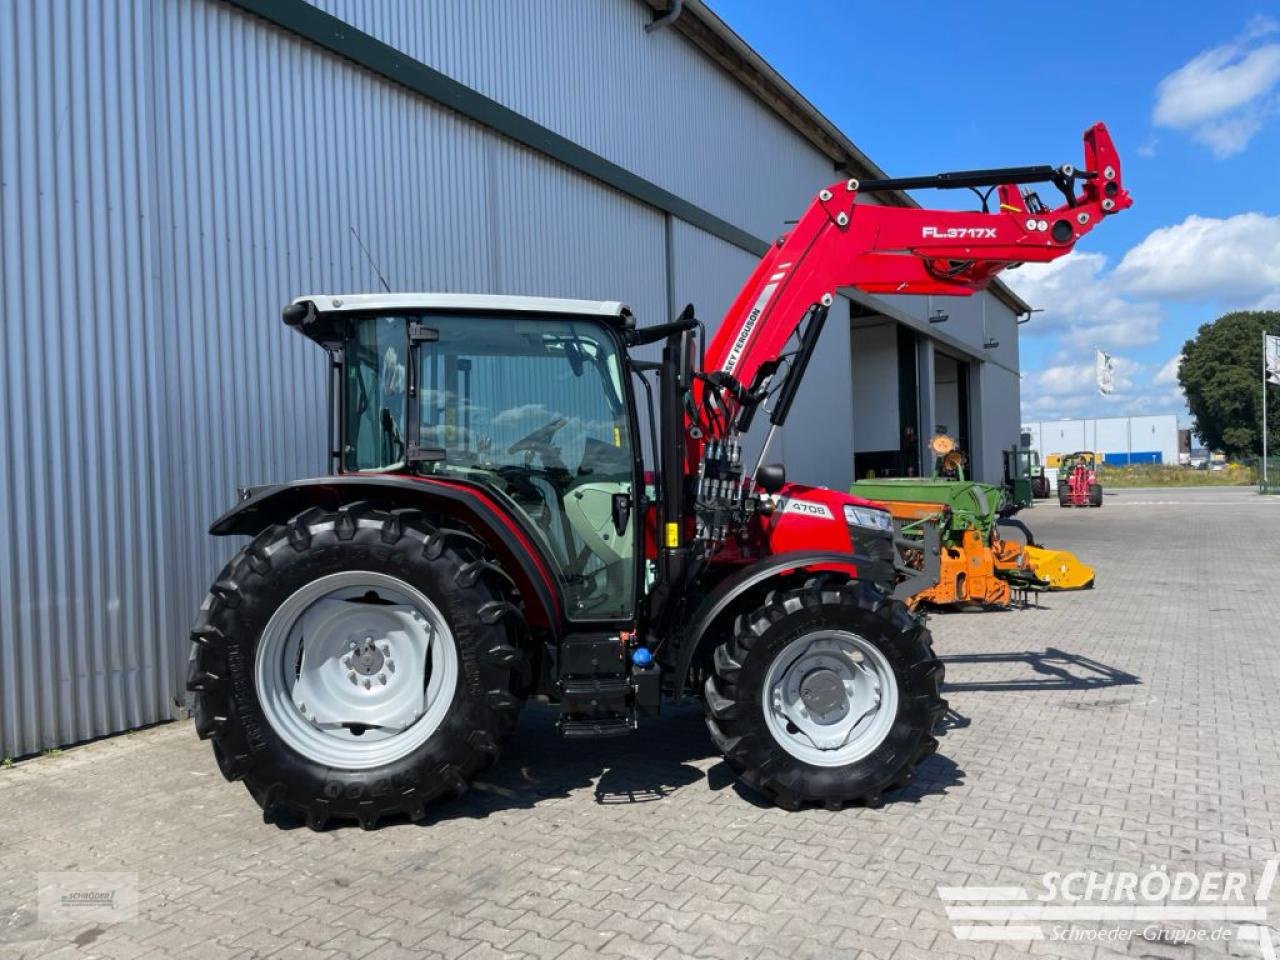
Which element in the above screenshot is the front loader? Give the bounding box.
[189,125,1130,824]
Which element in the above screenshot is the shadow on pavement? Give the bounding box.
[288,698,966,830]
[940,646,1141,693]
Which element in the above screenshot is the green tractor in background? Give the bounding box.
[1003,446,1050,509]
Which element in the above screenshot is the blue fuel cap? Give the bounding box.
[632,647,653,667]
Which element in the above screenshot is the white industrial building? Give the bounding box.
[1023,415,1182,466]
[0,0,1028,756]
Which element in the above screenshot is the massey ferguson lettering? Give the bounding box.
[922,226,998,239]
[723,281,778,374]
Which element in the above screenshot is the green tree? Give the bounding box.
[1178,310,1280,458]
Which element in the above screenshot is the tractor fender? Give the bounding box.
[209,475,561,629]
[670,550,890,701]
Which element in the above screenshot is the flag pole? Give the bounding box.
[1264,330,1269,490]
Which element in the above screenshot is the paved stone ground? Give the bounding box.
[3,486,1279,960]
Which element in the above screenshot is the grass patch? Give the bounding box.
[1099,463,1257,487]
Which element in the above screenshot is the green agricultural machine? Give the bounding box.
[1003,446,1049,508]
[852,440,1094,608]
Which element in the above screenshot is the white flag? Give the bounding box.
[1095,348,1115,396]
[1266,333,1280,385]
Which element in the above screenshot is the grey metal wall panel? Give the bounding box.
[1,0,171,758]
[0,0,663,757]
[975,364,1021,483]
[668,216,758,329]
[486,138,666,324]
[307,0,837,246]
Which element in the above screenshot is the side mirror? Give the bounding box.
[565,340,585,377]
[755,463,785,494]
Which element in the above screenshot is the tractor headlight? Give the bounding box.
[843,505,893,531]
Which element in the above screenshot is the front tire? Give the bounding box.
[1089,483,1103,507]
[704,576,945,810]
[188,503,529,829]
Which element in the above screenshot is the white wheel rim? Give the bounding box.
[761,630,899,768]
[254,571,458,770]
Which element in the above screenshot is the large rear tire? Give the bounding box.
[704,576,945,810]
[188,502,529,829]
[1089,483,1103,507]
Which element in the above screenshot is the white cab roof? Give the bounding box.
[293,292,629,317]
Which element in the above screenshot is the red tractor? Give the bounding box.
[189,126,1130,826]
[1057,451,1103,507]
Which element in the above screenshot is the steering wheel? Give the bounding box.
[507,417,567,462]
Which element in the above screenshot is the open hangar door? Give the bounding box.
[850,303,917,478]
[932,351,972,466]
[848,300,992,482]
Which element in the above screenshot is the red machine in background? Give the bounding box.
[1058,452,1103,507]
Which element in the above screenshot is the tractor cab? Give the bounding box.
[285,293,645,624]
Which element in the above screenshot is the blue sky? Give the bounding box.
[709,1,1280,423]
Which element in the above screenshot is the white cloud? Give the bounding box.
[1152,17,1280,157]
[1112,212,1280,302]
[1006,252,1162,349]
[1154,353,1183,386]
[1020,354,1186,420]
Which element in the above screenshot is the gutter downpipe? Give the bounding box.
[646,0,684,32]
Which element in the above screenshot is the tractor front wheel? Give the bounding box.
[705,576,945,810]
[1089,483,1103,507]
[188,503,529,829]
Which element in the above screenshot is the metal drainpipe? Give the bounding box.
[646,0,684,32]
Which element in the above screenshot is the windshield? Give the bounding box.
[343,313,636,621]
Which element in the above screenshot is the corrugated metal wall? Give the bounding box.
[308,0,838,244]
[0,0,675,757]
[1,0,172,758]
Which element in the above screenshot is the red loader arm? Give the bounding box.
[701,123,1131,418]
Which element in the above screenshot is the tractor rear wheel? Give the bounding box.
[188,503,529,829]
[1058,486,1069,507]
[1089,483,1103,507]
[704,576,945,810]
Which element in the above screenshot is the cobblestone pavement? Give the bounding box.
[3,486,1279,960]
